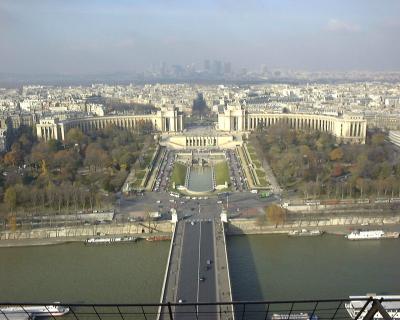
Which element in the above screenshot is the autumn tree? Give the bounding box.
[329,147,344,161]
[4,186,17,213]
[84,143,111,171]
[65,128,86,146]
[265,204,286,227]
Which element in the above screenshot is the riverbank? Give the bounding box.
[226,216,400,236]
[2,215,400,247]
[0,221,173,247]
[0,233,174,247]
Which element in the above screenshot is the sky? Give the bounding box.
[1,0,400,75]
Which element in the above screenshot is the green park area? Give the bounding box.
[171,162,187,187]
[251,124,400,199]
[131,145,158,188]
[0,125,154,218]
[215,161,229,186]
[246,144,268,186]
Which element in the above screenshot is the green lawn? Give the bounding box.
[256,169,267,181]
[253,160,262,168]
[258,177,268,186]
[135,170,146,180]
[215,161,229,186]
[171,162,187,186]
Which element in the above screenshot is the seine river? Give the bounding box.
[227,234,400,301]
[0,235,399,303]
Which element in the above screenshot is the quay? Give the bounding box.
[159,219,234,320]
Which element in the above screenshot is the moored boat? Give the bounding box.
[288,229,324,237]
[271,313,318,320]
[0,305,69,318]
[85,236,139,244]
[346,230,399,240]
[345,295,400,319]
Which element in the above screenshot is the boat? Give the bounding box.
[288,229,324,237]
[0,305,69,318]
[271,313,318,320]
[384,232,400,239]
[345,295,400,319]
[346,230,399,240]
[85,236,139,244]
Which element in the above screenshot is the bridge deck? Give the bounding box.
[159,220,233,320]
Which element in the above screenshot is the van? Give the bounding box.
[250,189,258,194]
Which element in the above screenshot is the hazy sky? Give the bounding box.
[1,0,400,74]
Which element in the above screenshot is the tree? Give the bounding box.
[371,133,385,146]
[3,150,24,167]
[84,143,111,171]
[331,164,344,177]
[329,147,344,161]
[65,128,86,146]
[4,186,17,212]
[265,204,286,227]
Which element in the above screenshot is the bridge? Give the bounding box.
[159,219,234,320]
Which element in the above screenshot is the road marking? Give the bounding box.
[174,222,185,303]
[196,221,202,315]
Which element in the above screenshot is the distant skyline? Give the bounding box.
[1,0,400,75]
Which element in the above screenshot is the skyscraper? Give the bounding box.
[223,62,232,74]
[204,59,210,71]
[212,60,222,76]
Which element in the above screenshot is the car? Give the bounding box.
[217,200,222,204]
[191,221,195,226]
[178,299,184,304]
[156,200,161,204]
[206,259,212,265]
[199,276,205,281]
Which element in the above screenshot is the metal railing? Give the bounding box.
[0,297,398,320]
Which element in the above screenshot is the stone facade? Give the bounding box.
[161,133,240,149]
[36,107,184,141]
[218,105,367,144]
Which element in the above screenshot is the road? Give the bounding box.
[175,220,218,320]
[118,191,277,222]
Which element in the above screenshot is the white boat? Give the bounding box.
[0,305,69,317]
[288,229,324,237]
[345,295,400,319]
[346,230,399,240]
[85,236,138,244]
[271,313,318,320]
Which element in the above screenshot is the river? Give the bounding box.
[227,234,400,301]
[0,235,399,303]
[0,241,169,303]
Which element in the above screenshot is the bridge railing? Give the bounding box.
[1,297,397,320]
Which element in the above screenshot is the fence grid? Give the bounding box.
[0,297,398,320]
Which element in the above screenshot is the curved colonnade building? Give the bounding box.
[36,105,367,145]
[36,108,183,141]
[217,105,367,144]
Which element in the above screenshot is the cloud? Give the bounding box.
[327,19,361,33]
